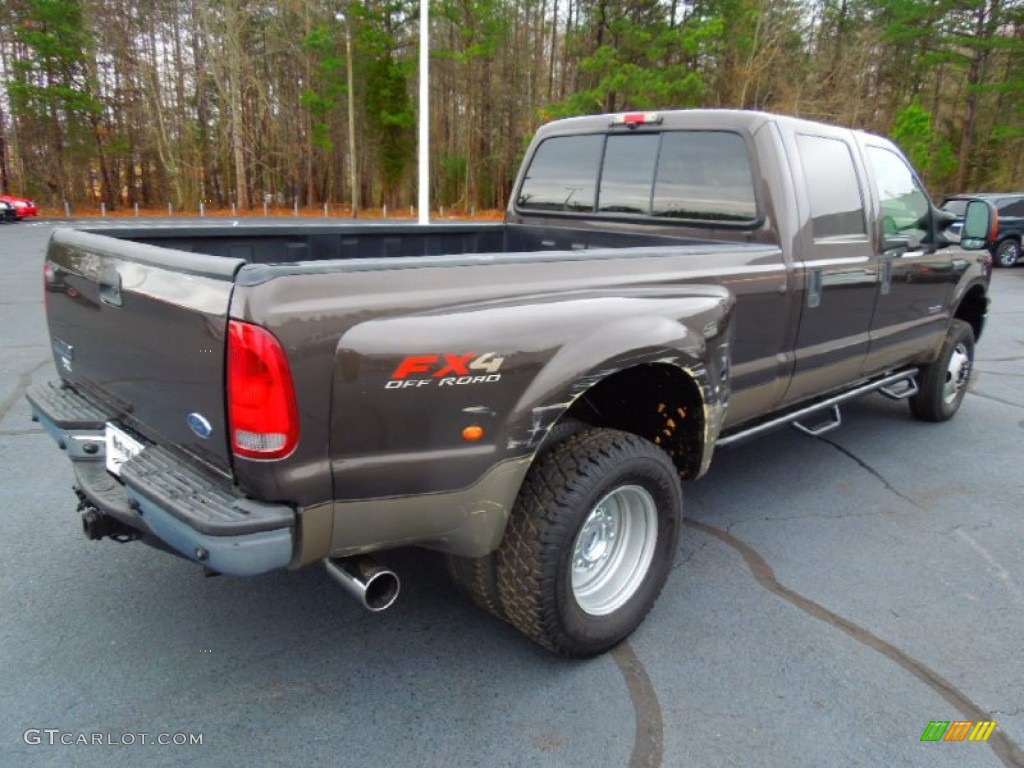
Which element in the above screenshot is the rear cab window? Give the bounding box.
[516,130,758,226]
[515,135,604,212]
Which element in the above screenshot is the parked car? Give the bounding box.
[941,192,1024,267]
[0,194,39,219]
[0,200,15,223]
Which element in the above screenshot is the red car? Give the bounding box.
[0,195,39,219]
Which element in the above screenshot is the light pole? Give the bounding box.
[336,11,359,218]
[417,0,429,224]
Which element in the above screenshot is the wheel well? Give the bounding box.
[992,236,1021,259]
[955,284,988,342]
[559,363,705,479]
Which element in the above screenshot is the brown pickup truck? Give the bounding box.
[28,110,995,657]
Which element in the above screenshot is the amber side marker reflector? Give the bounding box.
[462,426,484,442]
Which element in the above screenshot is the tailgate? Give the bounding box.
[44,228,246,477]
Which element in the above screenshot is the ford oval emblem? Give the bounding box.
[187,413,213,439]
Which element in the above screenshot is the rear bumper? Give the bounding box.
[26,380,295,576]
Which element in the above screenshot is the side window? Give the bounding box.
[597,134,660,214]
[941,199,968,217]
[517,135,604,212]
[652,132,757,222]
[866,146,931,243]
[796,134,866,239]
[997,198,1024,217]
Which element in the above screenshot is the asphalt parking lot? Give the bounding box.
[2,220,1022,768]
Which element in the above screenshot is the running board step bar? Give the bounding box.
[878,377,919,400]
[716,369,919,448]
[792,404,841,437]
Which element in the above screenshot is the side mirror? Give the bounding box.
[960,200,994,251]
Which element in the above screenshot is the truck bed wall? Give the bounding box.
[92,223,706,265]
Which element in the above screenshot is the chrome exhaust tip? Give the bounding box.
[324,556,400,612]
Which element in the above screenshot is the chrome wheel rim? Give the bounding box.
[996,242,1020,267]
[571,484,658,616]
[944,342,971,404]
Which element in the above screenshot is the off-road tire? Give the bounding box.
[445,419,588,621]
[495,428,681,658]
[446,553,505,619]
[910,319,975,422]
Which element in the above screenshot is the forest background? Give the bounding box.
[0,0,1021,215]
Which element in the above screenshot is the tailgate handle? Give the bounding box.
[99,265,123,307]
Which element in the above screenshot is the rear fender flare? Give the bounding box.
[509,306,732,477]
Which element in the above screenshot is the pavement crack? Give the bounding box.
[686,519,1024,768]
[673,533,717,570]
[0,358,51,422]
[814,436,921,509]
[770,510,893,522]
[611,641,664,768]
[0,428,45,437]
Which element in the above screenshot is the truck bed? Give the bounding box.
[81,221,717,265]
[45,221,772,499]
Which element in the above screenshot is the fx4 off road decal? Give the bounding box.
[386,353,505,389]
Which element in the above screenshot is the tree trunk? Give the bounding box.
[226,2,250,210]
[0,99,9,194]
[955,0,1000,191]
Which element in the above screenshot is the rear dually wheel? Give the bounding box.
[496,428,681,658]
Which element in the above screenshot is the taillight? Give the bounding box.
[227,320,300,459]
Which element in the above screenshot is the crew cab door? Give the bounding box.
[782,129,878,403]
[860,143,958,372]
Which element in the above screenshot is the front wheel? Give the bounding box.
[910,319,975,422]
[496,428,681,658]
[994,239,1021,268]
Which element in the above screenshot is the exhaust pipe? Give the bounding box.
[324,556,400,612]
